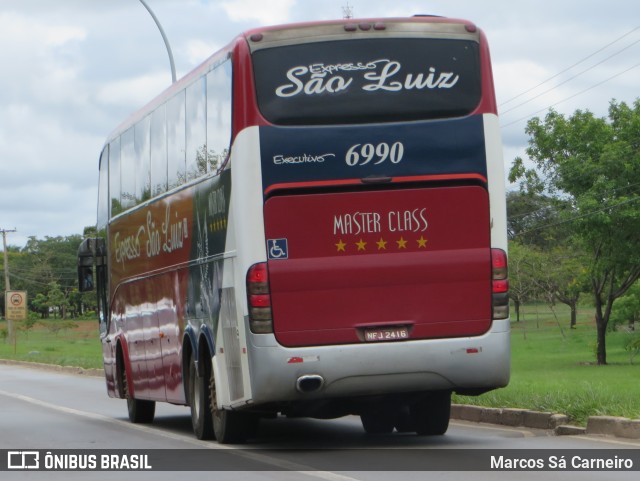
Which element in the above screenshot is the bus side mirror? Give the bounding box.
[77,237,104,292]
[78,265,94,292]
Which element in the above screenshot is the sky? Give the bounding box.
[0,0,638,247]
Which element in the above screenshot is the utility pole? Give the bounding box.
[1,228,17,344]
[342,2,354,19]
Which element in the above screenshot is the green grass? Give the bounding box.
[454,303,640,425]
[0,318,103,369]
[2,304,640,426]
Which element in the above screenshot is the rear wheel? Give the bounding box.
[189,353,214,440]
[360,409,395,435]
[410,391,451,436]
[122,365,155,424]
[393,405,415,433]
[210,369,258,444]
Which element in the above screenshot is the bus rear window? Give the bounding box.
[252,38,481,125]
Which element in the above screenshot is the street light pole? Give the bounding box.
[138,0,177,84]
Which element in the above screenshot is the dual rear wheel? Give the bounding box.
[360,391,451,436]
[188,352,257,443]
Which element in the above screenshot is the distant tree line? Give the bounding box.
[0,233,97,320]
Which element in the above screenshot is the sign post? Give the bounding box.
[5,291,27,353]
[5,291,27,322]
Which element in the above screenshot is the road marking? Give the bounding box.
[0,388,364,480]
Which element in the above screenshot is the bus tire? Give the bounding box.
[210,371,257,444]
[189,353,214,440]
[360,410,395,435]
[410,391,451,436]
[123,365,155,424]
[394,405,415,433]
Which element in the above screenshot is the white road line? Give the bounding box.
[0,388,364,481]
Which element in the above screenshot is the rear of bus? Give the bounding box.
[234,17,509,428]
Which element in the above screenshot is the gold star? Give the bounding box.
[335,239,346,252]
[376,238,387,250]
[396,237,408,249]
[356,239,367,251]
[417,236,428,248]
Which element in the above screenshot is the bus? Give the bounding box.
[78,15,510,443]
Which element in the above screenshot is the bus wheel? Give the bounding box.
[360,409,395,435]
[394,405,415,433]
[410,391,451,436]
[209,372,257,444]
[123,365,155,424]
[189,353,214,440]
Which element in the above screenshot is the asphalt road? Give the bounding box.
[0,363,638,481]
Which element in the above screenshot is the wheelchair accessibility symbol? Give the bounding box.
[267,238,288,260]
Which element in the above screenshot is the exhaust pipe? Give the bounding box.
[296,375,324,393]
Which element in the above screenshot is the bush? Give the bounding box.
[625,336,640,364]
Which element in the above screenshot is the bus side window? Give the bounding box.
[151,104,168,196]
[206,58,232,173]
[167,90,186,189]
[186,77,207,180]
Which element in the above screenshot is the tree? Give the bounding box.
[46,281,69,319]
[509,100,640,365]
[538,247,589,329]
[31,293,50,319]
[506,191,572,248]
[508,242,539,322]
[609,281,640,331]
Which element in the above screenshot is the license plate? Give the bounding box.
[364,326,409,342]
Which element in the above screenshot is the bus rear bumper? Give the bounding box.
[242,319,510,407]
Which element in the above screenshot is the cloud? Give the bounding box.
[184,39,224,67]
[96,73,173,110]
[220,0,295,25]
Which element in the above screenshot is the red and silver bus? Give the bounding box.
[78,15,510,443]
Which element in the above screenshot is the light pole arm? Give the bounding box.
[138,0,177,84]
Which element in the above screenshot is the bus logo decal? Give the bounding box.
[275,59,460,98]
[273,153,335,165]
[267,238,289,260]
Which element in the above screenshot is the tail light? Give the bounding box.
[491,248,509,319]
[247,263,273,333]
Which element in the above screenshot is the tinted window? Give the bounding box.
[109,137,121,216]
[120,127,136,210]
[135,115,151,203]
[98,148,109,229]
[167,90,186,189]
[150,104,168,196]
[206,59,232,173]
[186,78,207,180]
[253,38,480,125]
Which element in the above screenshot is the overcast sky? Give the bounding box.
[0,0,638,247]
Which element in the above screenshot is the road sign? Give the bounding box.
[5,291,27,321]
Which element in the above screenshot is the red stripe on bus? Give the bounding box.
[263,173,488,195]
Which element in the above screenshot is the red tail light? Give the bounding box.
[247,263,273,333]
[491,248,509,319]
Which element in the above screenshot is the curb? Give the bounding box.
[586,416,640,440]
[0,359,103,377]
[451,404,639,440]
